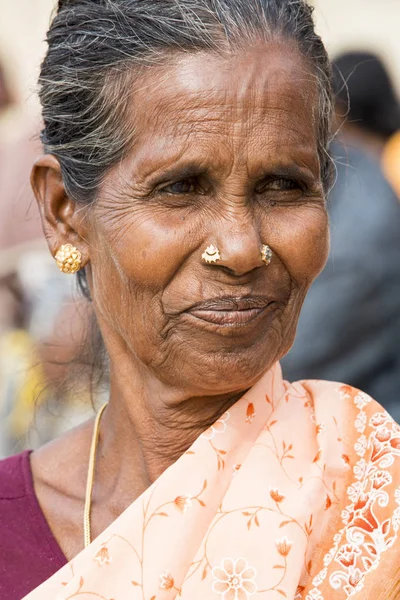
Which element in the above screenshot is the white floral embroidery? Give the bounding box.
[353,458,368,480]
[392,507,400,531]
[347,481,363,503]
[333,533,342,545]
[374,426,392,443]
[201,412,230,440]
[341,509,351,524]
[354,435,368,458]
[370,412,389,428]
[354,392,372,410]
[372,470,392,489]
[312,567,328,586]
[335,544,362,567]
[323,551,334,567]
[306,589,323,600]
[355,412,367,434]
[350,576,365,595]
[212,558,257,600]
[307,388,400,598]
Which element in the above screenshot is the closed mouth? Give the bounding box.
[186,296,276,326]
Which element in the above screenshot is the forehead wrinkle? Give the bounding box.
[144,101,317,156]
[128,107,319,184]
[132,46,317,130]
[135,82,318,157]
[141,94,316,147]
[126,45,320,181]
[143,80,315,130]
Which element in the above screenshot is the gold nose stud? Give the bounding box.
[202,245,221,264]
[261,244,273,266]
[55,244,82,274]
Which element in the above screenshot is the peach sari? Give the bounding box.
[24,363,400,600]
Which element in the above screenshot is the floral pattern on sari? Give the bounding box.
[23,365,400,600]
[305,388,400,599]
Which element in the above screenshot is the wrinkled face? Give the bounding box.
[86,44,329,396]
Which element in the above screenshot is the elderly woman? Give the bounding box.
[1,1,400,599]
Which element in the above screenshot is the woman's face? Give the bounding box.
[84,44,329,396]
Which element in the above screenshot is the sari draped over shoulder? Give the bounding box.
[24,363,400,600]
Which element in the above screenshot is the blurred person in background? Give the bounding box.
[282,50,400,420]
[334,51,400,160]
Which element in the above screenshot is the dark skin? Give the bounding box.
[30,44,329,561]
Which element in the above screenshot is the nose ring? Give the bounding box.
[261,244,273,266]
[202,245,221,264]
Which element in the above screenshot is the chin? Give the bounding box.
[156,328,285,397]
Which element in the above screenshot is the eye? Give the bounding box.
[159,178,196,194]
[256,178,300,193]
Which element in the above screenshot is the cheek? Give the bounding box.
[269,205,329,286]
[93,207,201,291]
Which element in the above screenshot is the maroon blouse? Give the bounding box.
[0,451,67,599]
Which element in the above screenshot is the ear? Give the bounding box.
[31,155,90,265]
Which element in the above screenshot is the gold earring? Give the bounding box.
[55,244,82,274]
[261,244,273,266]
[202,245,221,264]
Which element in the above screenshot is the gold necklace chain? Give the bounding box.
[83,403,108,548]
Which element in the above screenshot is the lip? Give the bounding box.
[186,296,275,326]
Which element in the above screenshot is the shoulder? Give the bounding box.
[31,416,92,500]
[285,384,400,596]
[0,451,40,549]
[285,378,399,440]
[291,378,386,409]
[288,378,400,454]
[0,450,31,499]
[0,452,67,599]
[284,378,400,498]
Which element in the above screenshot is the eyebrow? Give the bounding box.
[139,158,319,188]
[142,163,209,187]
[255,164,318,185]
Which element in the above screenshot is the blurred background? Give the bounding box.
[0,0,399,456]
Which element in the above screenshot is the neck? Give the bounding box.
[93,356,247,521]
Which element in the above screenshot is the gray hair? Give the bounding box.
[41,0,333,204]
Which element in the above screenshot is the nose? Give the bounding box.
[208,215,265,277]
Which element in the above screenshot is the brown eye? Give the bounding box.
[269,178,297,190]
[161,179,196,194]
[257,178,299,193]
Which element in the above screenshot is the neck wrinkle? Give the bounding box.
[93,381,252,515]
[93,348,282,515]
